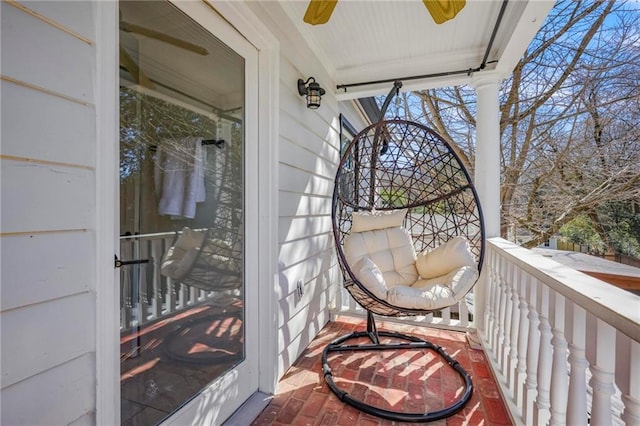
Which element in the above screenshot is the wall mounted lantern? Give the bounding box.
[297,77,325,109]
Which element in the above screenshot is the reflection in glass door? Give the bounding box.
[118,2,246,424]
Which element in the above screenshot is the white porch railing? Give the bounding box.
[331,281,475,331]
[119,231,231,332]
[330,237,640,425]
[483,237,640,425]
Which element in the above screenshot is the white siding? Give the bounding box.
[248,2,368,381]
[2,81,95,166]
[276,58,343,377]
[0,1,98,425]
[0,353,96,426]
[1,161,94,232]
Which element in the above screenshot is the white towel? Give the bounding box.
[154,137,206,219]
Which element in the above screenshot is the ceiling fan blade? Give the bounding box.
[303,0,338,25]
[121,22,209,56]
[422,0,466,24]
[119,46,155,89]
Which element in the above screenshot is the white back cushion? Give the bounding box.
[344,227,418,288]
[415,236,475,279]
[351,256,388,299]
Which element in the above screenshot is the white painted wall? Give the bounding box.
[1,1,99,424]
[247,2,368,382]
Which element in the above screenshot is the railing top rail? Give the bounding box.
[118,229,207,241]
[488,237,640,343]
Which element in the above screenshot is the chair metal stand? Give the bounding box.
[321,312,473,423]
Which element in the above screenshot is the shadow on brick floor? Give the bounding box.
[252,316,513,426]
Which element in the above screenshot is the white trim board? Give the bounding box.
[94,2,119,425]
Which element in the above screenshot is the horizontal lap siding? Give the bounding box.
[274,45,366,380]
[1,160,94,232]
[1,3,94,102]
[1,231,94,311]
[2,81,95,166]
[0,2,98,425]
[1,353,95,426]
[243,0,368,383]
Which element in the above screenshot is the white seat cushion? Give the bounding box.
[343,212,478,311]
[387,265,477,310]
[387,282,455,310]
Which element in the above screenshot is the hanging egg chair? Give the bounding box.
[324,81,485,422]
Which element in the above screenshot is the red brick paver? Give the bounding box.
[252,316,513,425]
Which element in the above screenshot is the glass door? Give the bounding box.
[117,2,257,424]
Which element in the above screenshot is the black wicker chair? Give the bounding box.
[324,84,485,422]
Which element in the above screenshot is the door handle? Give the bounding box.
[114,254,150,268]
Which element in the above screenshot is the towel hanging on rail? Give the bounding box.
[154,136,207,219]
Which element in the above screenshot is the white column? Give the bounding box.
[472,73,502,339]
[472,73,501,238]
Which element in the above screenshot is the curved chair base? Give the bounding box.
[322,330,473,423]
[164,313,243,364]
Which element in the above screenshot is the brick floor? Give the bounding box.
[252,316,513,425]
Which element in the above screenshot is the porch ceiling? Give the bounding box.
[273,0,555,99]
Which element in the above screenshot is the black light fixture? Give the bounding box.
[298,77,325,109]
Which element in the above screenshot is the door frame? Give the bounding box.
[95,1,279,424]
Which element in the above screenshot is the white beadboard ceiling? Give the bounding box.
[118,1,555,107]
[269,0,555,99]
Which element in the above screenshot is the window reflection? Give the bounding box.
[118,2,245,424]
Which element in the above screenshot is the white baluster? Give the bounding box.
[616,333,640,425]
[501,262,514,379]
[178,282,188,309]
[524,277,540,426]
[549,291,568,425]
[507,263,520,394]
[121,240,133,329]
[459,298,469,328]
[167,277,177,314]
[424,311,434,324]
[189,285,197,306]
[489,251,500,354]
[534,285,552,426]
[138,239,151,326]
[515,270,529,410]
[441,306,451,325]
[150,239,163,319]
[566,303,588,426]
[497,255,509,371]
[587,317,616,426]
[486,248,498,352]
